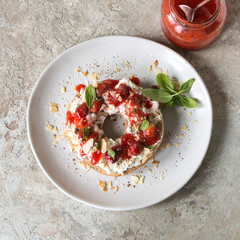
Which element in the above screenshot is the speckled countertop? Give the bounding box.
[0,0,240,239]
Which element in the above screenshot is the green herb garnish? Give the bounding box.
[141,73,197,108]
[83,126,89,140]
[144,145,154,149]
[96,141,101,150]
[108,149,115,159]
[85,84,96,109]
[138,120,149,131]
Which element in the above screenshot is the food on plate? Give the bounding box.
[65,77,164,177]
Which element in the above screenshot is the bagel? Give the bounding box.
[65,78,164,177]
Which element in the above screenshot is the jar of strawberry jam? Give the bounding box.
[161,0,227,50]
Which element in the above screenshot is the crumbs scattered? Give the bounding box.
[107,181,112,188]
[139,176,145,184]
[45,122,56,132]
[79,161,88,169]
[61,86,66,93]
[115,68,120,72]
[48,102,59,113]
[97,180,120,193]
[75,67,82,72]
[160,142,171,150]
[75,66,88,76]
[80,71,88,77]
[88,72,101,81]
[97,180,107,192]
[148,65,152,71]
[182,125,188,131]
[176,142,181,147]
[159,169,167,181]
[129,74,134,80]
[131,175,139,185]
[125,61,131,68]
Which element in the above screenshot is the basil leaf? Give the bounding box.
[168,100,175,108]
[180,78,195,93]
[83,126,89,140]
[85,84,96,109]
[144,145,154,149]
[108,149,115,159]
[131,109,136,113]
[141,89,173,103]
[178,96,197,108]
[156,73,175,93]
[138,120,149,131]
[96,141,101,150]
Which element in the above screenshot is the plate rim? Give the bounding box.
[26,35,213,211]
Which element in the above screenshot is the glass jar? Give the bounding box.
[161,0,227,50]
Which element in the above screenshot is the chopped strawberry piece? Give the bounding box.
[79,147,86,156]
[87,132,99,143]
[96,79,119,97]
[90,150,102,165]
[103,79,119,87]
[128,141,143,156]
[90,99,103,113]
[74,117,88,128]
[106,92,121,107]
[139,124,160,145]
[129,95,141,108]
[143,99,153,109]
[121,133,136,146]
[75,84,86,93]
[75,103,88,119]
[66,111,74,125]
[130,77,140,85]
[116,84,131,101]
[121,147,130,160]
[104,145,122,163]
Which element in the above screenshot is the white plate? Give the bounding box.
[27,36,212,210]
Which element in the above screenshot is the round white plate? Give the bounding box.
[27,36,212,210]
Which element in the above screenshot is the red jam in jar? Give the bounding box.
[161,0,227,50]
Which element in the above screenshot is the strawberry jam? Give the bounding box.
[87,132,99,143]
[121,133,136,146]
[129,95,141,108]
[128,141,143,157]
[139,124,160,145]
[130,77,140,86]
[96,79,119,97]
[105,145,122,163]
[161,0,227,50]
[74,116,88,129]
[90,150,102,165]
[91,99,103,113]
[66,111,74,125]
[75,103,88,119]
[116,84,131,101]
[75,84,86,93]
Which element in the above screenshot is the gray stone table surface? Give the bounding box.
[0,0,239,239]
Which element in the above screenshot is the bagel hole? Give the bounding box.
[102,114,126,140]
